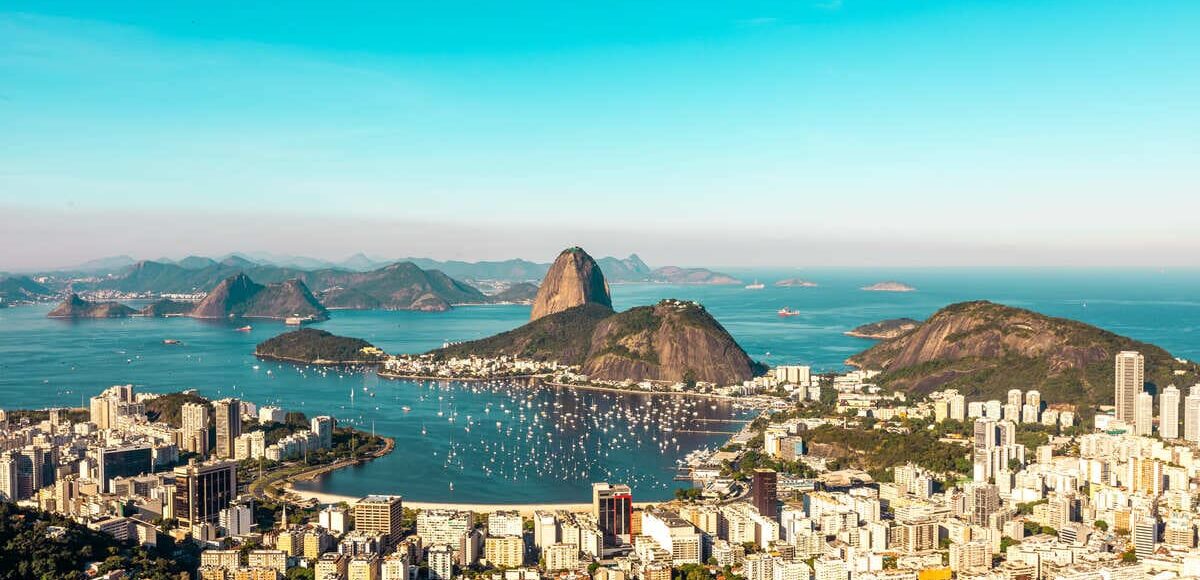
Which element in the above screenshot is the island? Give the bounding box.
[774,278,818,288]
[255,328,387,365]
[861,281,916,292]
[46,294,136,318]
[844,317,921,339]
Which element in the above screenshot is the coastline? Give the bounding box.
[540,380,734,400]
[284,486,660,516]
[255,353,384,366]
[376,372,735,401]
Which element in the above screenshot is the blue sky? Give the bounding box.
[2,1,1198,269]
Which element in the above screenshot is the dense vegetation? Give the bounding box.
[144,391,210,428]
[255,329,385,364]
[851,300,1198,408]
[0,501,197,579]
[434,303,614,364]
[802,420,972,477]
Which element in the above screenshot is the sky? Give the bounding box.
[2,0,1199,270]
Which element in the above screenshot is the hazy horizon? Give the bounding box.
[3,1,1198,270]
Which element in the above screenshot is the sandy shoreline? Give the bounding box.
[286,486,658,516]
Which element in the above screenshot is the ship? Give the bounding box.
[777,307,800,317]
[162,339,181,345]
[234,325,252,332]
[745,279,765,290]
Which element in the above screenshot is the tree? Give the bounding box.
[1094,520,1109,531]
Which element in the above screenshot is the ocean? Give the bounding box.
[1,267,1198,502]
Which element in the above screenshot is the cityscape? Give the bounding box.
[3,1,1200,580]
[4,346,1200,579]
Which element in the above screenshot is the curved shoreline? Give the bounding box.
[284,487,661,516]
[377,372,735,400]
[256,353,384,366]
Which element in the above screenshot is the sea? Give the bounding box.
[1,267,1199,503]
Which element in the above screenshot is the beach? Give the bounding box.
[285,486,661,516]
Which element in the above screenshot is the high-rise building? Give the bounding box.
[1135,392,1154,436]
[428,544,454,580]
[487,510,523,537]
[182,402,210,454]
[0,453,17,501]
[948,393,966,422]
[752,469,778,521]
[93,444,153,493]
[1133,518,1158,559]
[592,482,633,547]
[354,495,404,545]
[533,511,558,549]
[967,483,999,527]
[173,459,237,527]
[1007,389,1023,408]
[1025,390,1041,411]
[311,416,335,449]
[213,399,242,459]
[1161,385,1181,439]
[1185,385,1200,443]
[1115,351,1145,423]
[484,535,524,568]
[89,395,114,430]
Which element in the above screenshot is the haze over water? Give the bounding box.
[1,267,1199,502]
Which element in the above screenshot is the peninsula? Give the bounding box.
[844,317,921,339]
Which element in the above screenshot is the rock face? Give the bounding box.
[47,294,135,318]
[530,247,612,321]
[190,274,328,320]
[845,318,921,340]
[583,300,760,385]
[848,300,1197,404]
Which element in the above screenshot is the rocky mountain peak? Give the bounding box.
[530,247,613,321]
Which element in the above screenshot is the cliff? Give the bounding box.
[46,294,136,318]
[530,247,613,321]
[190,274,328,320]
[847,301,1198,405]
[582,299,762,384]
[255,329,386,364]
[845,318,921,340]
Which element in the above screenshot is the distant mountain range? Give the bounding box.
[41,252,739,285]
[0,275,54,306]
